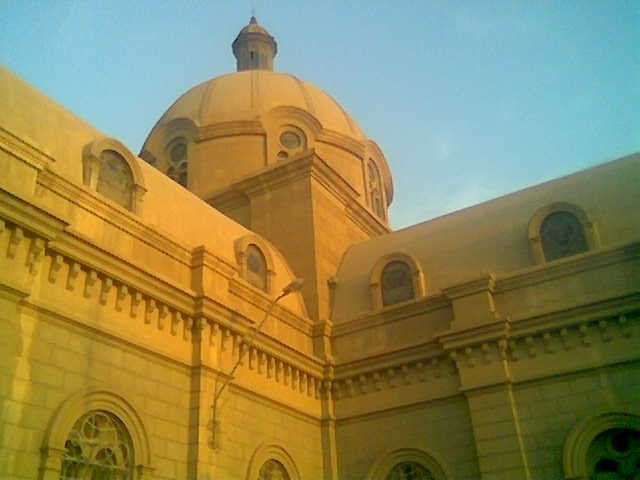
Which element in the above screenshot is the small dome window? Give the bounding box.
[167,139,188,187]
[246,244,268,291]
[587,428,640,479]
[258,459,291,480]
[60,411,133,479]
[280,131,302,149]
[367,160,385,219]
[97,150,134,210]
[278,127,306,158]
[540,211,588,261]
[381,261,415,306]
[386,462,434,480]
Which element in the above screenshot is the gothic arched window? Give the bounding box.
[540,211,588,261]
[381,261,415,306]
[97,150,134,210]
[168,139,188,187]
[386,461,435,480]
[246,244,268,291]
[367,160,385,219]
[60,410,133,480]
[587,428,640,479]
[258,459,291,480]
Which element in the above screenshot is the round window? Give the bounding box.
[280,131,302,149]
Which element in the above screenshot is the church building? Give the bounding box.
[1,16,639,480]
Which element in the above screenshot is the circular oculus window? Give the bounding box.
[279,131,302,149]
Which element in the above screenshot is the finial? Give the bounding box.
[232,16,278,72]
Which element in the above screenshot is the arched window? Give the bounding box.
[97,150,134,210]
[386,462,435,480]
[168,140,188,187]
[540,211,589,261]
[381,261,415,306]
[258,459,291,480]
[586,428,640,479]
[246,244,268,291]
[60,410,133,480]
[83,138,146,214]
[367,160,385,219]
[277,126,306,160]
[367,448,449,480]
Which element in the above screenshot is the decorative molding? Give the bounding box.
[495,240,639,293]
[332,292,450,338]
[0,125,55,169]
[245,444,302,480]
[82,137,147,214]
[196,120,266,142]
[40,388,153,480]
[366,447,451,480]
[37,168,192,266]
[563,409,640,480]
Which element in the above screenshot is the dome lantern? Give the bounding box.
[232,16,278,72]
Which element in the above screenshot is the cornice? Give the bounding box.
[37,168,193,265]
[196,120,265,142]
[0,126,55,170]
[332,292,450,338]
[48,232,195,314]
[191,245,237,280]
[316,129,366,158]
[228,278,314,336]
[0,188,68,240]
[344,199,391,237]
[443,274,496,299]
[494,240,640,293]
[508,292,640,337]
[333,341,445,378]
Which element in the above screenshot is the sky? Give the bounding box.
[1,1,638,229]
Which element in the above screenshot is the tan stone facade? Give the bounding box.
[1,17,639,480]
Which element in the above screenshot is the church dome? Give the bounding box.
[140,16,392,213]
[151,70,366,141]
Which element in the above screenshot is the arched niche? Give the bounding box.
[528,202,598,264]
[39,388,153,480]
[245,443,302,480]
[235,234,277,294]
[82,137,146,213]
[264,106,321,163]
[366,139,394,205]
[366,447,450,480]
[563,409,640,480]
[370,252,425,310]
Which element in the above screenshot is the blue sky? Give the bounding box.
[2,1,638,229]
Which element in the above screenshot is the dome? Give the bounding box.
[149,70,366,142]
[140,17,393,212]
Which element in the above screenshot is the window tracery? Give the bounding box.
[168,140,188,187]
[381,261,415,306]
[246,244,268,291]
[97,150,134,210]
[277,126,306,159]
[386,462,434,480]
[258,459,291,480]
[540,210,589,261]
[60,410,133,480]
[367,160,385,219]
[587,428,640,479]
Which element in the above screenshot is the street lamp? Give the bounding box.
[211,278,304,447]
